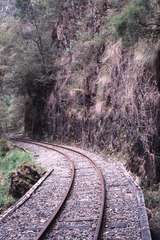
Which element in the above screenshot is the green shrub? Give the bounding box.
[112,0,150,44]
[0,150,32,176]
[144,186,160,234]
[0,183,14,208]
[0,149,32,209]
[0,139,10,157]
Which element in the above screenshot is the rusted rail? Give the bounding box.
[11,138,105,240]
[47,142,105,240]
[3,139,74,234]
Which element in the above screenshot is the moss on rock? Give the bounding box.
[9,164,44,199]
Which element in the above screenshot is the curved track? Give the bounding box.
[1,138,151,240]
[42,141,105,240]
[5,138,105,240]
[0,141,74,240]
[25,142,76,240]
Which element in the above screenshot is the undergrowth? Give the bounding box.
[0,148,32,210]
[111,0,150,45]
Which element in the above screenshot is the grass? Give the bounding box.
[0,148,32,210]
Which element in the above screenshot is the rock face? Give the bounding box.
[9,164,42,199]
[18,0,160,186]
[0,0,159,186]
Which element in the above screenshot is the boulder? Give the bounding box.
[9,164,43,199]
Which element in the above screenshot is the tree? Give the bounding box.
[14,0,60,138]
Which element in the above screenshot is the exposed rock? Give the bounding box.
[9,164,43,199]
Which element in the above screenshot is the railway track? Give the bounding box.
[0,139,105,240]
[0,141,75,240]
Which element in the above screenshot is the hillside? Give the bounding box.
[0,0,160,237]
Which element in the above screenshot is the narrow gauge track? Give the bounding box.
[0,141,74,240]
[12,139,105,240]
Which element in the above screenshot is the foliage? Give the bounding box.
[0,147,32,209]
[144,186,160,209]
[112,0,150,44]
[12,0,64,137]
[0,185,14,209]
[144,184,160,235]
[0,100,8,135]
[1,0,160,192]
[15,0,30,12]
[0,15,24,135]
[0,139,10,157]
[0,149,32,175]
[0,96,24,135]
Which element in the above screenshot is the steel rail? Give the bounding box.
[13,138,105,240]
[45,142,106,240]
[9,138,75,240]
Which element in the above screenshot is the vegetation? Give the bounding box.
[0,142,32,211]
[111,0,150,44]
[1,1,160,236]
[144,185,160,236]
